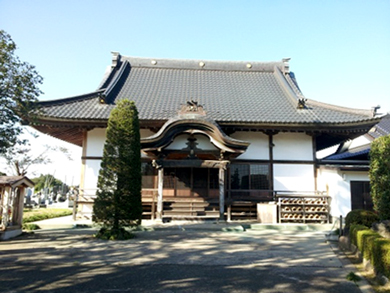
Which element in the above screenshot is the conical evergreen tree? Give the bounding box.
[93,100,142,236]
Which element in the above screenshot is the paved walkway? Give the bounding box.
[0,218,373,293]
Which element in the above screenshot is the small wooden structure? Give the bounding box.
[0,176,34,240]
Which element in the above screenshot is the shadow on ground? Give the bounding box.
[0,228,363,293]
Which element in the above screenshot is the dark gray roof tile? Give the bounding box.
[37,54,379,126]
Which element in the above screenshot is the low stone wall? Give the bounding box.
[372,220,390,239]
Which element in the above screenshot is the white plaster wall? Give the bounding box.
[86,128,156,157]
[273,164,315,192]
[83,160,101,195]
[273,133,313,161]
[165,134,218,150]
[317,168,350,218]
[317,168,369,218]
[230,132,269,160]
[343,171,369,182]
[86,128,106,157]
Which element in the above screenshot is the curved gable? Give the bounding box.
[141,115,249,159]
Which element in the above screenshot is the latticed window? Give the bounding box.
[229,163,270,190]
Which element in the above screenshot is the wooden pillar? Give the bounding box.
[219,166,225,220]
[157,167,164,220]
[1,187,11,228]
[77,129,88,220]
[79,130,88,195]
[0,187,7,230]
[312,134,318,191]
[268,133,275,195]
[14,187,25,226]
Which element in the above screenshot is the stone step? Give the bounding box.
[163,210,220,217]
[165,202,212,208]
[163,197,217,202]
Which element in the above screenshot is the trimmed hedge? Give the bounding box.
[350,224,390,279]
[345,209,379,228]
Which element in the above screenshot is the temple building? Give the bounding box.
[29,53,382,222]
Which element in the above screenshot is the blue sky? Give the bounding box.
[1,0,389,112]
[1,0,389,183]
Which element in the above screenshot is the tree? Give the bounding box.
[369,134,390,221]
[31,173,67,204]
[0,126,73,177]
[93,100,142,239]
[0,30,42,155]
[2,131,49,176]
[32,174,64,193]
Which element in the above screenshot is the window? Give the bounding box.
[230,163,270,190]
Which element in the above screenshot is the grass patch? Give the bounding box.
[346,271,361,286]
[23,208,72,223]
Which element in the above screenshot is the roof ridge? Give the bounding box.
[285,72,305,100]
[103,60,131,103]
[119,54,286,72]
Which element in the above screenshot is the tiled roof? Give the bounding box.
[321,114,389,161]
[368,114,390,139]
[37,53,379,126]
[0,176,35,187]
[324,144,370,160]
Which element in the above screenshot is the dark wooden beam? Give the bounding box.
[153,159,230,169]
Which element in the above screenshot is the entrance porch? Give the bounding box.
[141,162,274,221]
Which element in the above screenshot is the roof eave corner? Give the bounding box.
[371,105,382,118]
[282,57,291,75]
[111,51,121,68]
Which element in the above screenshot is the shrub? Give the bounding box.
[22,223,40,230]
[349,224,390,279]
[94,227,134,240]
[345,209,379,229]
[369,134,390,221]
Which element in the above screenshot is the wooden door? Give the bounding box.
[163,167,217,198]
[350,181,373,210]
[176,168,192,197]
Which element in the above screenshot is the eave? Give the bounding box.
[29,113,380,150]
[30,118,107,146]
[0,176,35,188]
